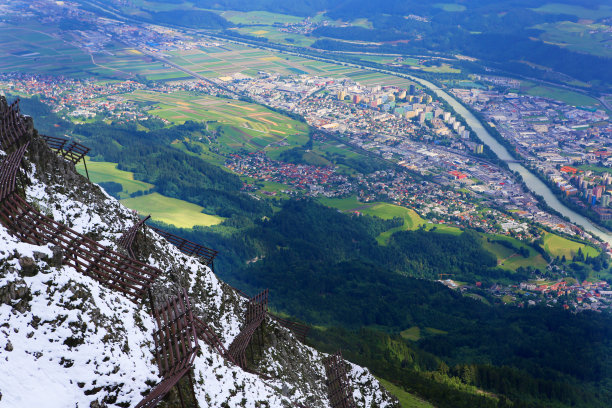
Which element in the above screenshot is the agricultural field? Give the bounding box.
[0,21,179,80]
[542,232,599,260]
[75,160,153,199]
[163,44,418,88]
[220,10,304,25]
[120,192,224,228]
[0,24,94,77]
[520,82,603,109]
[122,89,309,155]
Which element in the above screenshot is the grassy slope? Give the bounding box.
[542,232,599,259]
[376,377,435,408]
[76,160,222,228]
[481,234,548,271]
[76,160,153,198]
[120,192,223,228]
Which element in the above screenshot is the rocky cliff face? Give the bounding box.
[0,98,399,408]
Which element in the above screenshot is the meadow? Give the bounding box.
[317,198,462,243]
[480,234,548,271]
[534,21,612,58]
[76,160,153,199]
[76,160,222,228]
[521,82,602,109]
[376,377,435,408]
[121,192,224,228]
[123,89,310,155]
[542,232,599,259]
[532,3,612,20]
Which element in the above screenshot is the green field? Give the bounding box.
[360,203,427,245]
[542,232,599,260]
[376,377,434,408]
[533,3,612,20]
[481,234,548,271]
[76,160,153,199]
[316,196,365,211]
[123,89,309,155]
[164,44,418,88]
[76,160,223,228]
[576,164,612,174]
[220,10,304,25]
[317,199,461,242]
[400,326,421,341]
[433,3,467,12]
[120,193,223,228]
[522,83,602,108]
[534,21,612,58]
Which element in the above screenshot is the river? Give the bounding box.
[409,76,612,244]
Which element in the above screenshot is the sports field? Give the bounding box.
[121,192,224,228]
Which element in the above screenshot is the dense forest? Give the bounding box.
[170,199,612,408]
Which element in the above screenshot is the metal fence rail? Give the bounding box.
[148,225,218,268]
[228,289,268,369]
[268,313,310,342]
[230,285,311,342]
[0,142,29,201]
[323,351,357,408]
[0,99,27,150]
[40,135,91,179]
[0,193,161,302]
[193,315,237,366]
[117,215,151,259]
[137,289,199,408]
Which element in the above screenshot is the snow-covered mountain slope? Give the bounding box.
[0,103,399,407]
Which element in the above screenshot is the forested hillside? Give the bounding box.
[165,199,612,408]
[16,95,612,407]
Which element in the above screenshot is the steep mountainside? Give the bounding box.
[0,97,398,408]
